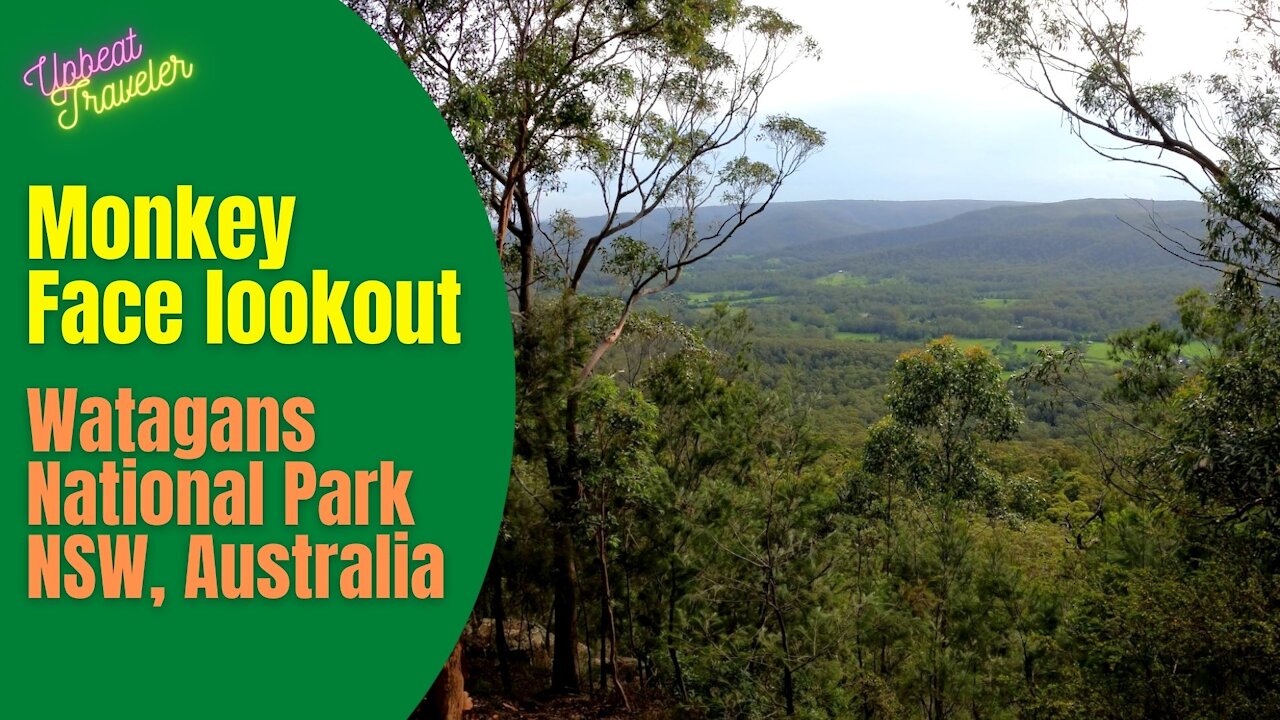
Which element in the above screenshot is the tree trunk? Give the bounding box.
[782,664,796,717]
[580,587,593,694]
[489,547,514,695]
[769,580,796,716]
[549,448,582,693]
[418,642,470,720]
[599,592,608,692]
[598,496,631,710]
[549,315,584,696]
[667,562,688,701]
[514,186,536,315]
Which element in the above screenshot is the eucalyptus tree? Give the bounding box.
[348,0,825,694]
[965,0,1280,542]
[966,0,1280,289]
[864,338,1021,506]
[860,340,1030,718]
[963,7,1280,713]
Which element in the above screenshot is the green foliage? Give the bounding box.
[485,275,1280,720]
[1163,296,1280,543]
[965,0,1280,549]
[1107,322,1192,407]
[1056,511,1280,719]
[867,338,1021,502]
[352,2,1280,715]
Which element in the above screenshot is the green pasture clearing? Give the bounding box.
[945,337,1214,365]
[947,337,1029,350]
[724,295,780,306]
[1068,339,1213,363]
[685,290,751,303]
[1182,341,1213,359]
[815,272,870,287]
[686,291,780,308]
[912,337,1116,366]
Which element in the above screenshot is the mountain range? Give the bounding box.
[574,197,1215,287]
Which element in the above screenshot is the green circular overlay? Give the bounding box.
[2,2,513,717]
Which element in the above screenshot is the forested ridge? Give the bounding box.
[346,1,1280,717]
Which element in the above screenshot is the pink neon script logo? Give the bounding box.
[22,29,143,96]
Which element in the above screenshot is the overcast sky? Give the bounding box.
[548,0,1244,215]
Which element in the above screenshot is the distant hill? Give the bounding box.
[573,197,1222,343]
[785,198,1211,282]
[571,199,1027,258]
